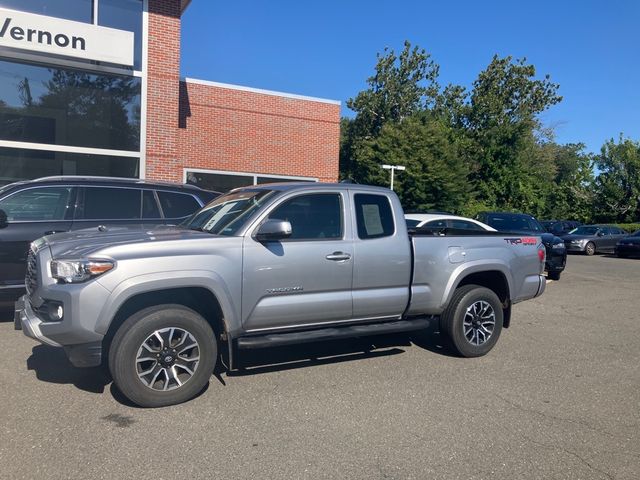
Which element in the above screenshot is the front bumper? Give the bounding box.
[15,295,103,367]
[565,243,586,253]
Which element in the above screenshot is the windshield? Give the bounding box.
[569,226,600,236]
[631,230,640,237]
[485,214,544,232]
[183,189,276,235]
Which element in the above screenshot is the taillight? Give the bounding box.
[538,245,546,273]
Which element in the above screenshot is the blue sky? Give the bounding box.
[180,0,640,154]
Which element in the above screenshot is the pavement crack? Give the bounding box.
[521,434,616,480]
[493,393,620,440]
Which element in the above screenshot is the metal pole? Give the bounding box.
[390,168,395,191]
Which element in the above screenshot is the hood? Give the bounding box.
[43,225,216,259]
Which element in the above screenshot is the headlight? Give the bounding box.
[552,243,565,249]
[50,259,115,283]
[571,239,586,245]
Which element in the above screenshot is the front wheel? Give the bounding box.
[440,285,504,357]
[585,242,595,256]
[109,305,217,407]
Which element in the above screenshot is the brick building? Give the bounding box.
[0,0,340,191]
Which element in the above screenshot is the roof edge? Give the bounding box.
[182,77,341,105]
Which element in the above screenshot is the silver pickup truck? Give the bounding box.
[16,183,546,407]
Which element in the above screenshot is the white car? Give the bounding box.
[405,214,496,232]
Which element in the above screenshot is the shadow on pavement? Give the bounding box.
[26,345,111,394]
[23,319,455,405]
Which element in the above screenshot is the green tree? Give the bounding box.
[593,136,640,222]
[358,113,470,212]
[341,41,440,181]
[463,56,562,212]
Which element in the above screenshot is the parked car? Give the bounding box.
[562,225,629,255]
[0,176,219,302]
[405,214,496,232]
[540,220,582,236]
[615,230,640,258]
[476,212,567,280]
[16,183,546,407]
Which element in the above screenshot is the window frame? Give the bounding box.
[0,184,77,223]
[75,185,143,221]
[155,190,203,221]
[263,192,345,242]
[353,193,396,240]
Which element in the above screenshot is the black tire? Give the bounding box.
[440,285,504,358]
[548,270,561,281]
[109,304,217,408]
[617,252,627,258]
[585,242,595,256]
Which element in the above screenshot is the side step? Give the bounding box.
[236,317,433,350]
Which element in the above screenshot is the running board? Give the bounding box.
[236,317,433,350]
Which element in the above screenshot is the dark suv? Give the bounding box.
[476,212,567,280]
[0,176,218,302]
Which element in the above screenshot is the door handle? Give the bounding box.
[44,230,67,236]
[325,251,351,262]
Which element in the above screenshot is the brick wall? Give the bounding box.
[145,0,182,182]
[145,0,340,185]
[177,81,340,183]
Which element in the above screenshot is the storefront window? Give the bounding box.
[186,170,316,193]
[0,59,141,151]
[0,147,139,185]
[0,0,93,23]
[98,0,143,70]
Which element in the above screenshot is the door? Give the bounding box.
[242,192,353,331]
[350,193,412,319]
[0,186,75,290]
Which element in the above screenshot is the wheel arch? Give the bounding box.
[445,267,513,328]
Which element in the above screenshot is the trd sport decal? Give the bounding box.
[504,237,538,245]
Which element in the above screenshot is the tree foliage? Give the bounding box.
[340,42,631,223]
[592,136,640,222]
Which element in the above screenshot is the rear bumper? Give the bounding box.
[615,245,640,256]
[545,248,567,273]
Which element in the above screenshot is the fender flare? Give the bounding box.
[440,260,515,309]
[94,270,239,336]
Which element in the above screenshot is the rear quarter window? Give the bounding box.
[157,191,201,219]
[354,194,395,239]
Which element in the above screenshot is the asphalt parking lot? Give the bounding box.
[1,254,639,479]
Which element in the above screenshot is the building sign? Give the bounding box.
[0,7,134,66]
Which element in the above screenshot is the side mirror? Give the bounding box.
[0,209,7,229]
[255,219,292,242]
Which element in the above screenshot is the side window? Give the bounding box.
[157,191,200,219]
[81,187,141,220]
[268,193,342,240]
[0,187,74,221]
[405,219,421,229]
[600,227,611,235]
[354,194,395,239]
[425,219,448,229]
[450,219,483,231]
[142,190,161,219]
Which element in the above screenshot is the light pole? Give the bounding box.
[381,164,406,191]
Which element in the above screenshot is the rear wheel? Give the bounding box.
[585,242,595,256]
[440,285,503,357]
[109,304,217,408]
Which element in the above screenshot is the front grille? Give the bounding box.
[25,247,38,296]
